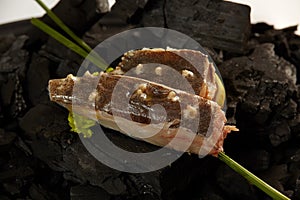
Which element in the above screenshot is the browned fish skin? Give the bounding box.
[49,72,218,136]
[115,48,217,100]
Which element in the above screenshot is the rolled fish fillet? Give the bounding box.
[48,71,237,156]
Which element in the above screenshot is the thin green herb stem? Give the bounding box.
[34,0,108,70]
[31,18,106,70]
[35,0,92,53]
[218,151,290,200]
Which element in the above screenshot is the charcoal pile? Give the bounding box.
[0,0,300,199]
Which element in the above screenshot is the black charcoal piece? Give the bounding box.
[143,0,251,53]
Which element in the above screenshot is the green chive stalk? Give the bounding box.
[31,18,105,70]
[35,0,92,52]
[218,152,290,200]
[33,0,107,70]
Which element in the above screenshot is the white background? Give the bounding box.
[227,0,300,35]
[0,0,60,24]
[0,0,299,35]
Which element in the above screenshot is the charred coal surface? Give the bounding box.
[0,0,300,200]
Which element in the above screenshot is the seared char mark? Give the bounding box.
[48,74,75,104]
